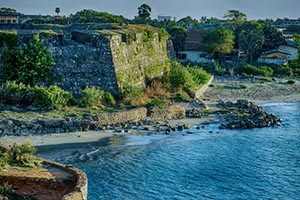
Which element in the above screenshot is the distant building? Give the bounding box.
[274,18,300,27]
[258,40,298,65]
[177,30,213,64]
[279,40,298,60]
[157,15,175,22]
[258,49,290,65]
[0,10,20,24]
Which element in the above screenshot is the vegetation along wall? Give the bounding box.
[0,25,175,96]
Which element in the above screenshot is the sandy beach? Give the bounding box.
[0,130,114,147]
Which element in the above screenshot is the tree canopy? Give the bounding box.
[237,21,265,62]
[201,27,235,57]
[55,7,60,15]
[224,10,247,22]
[167,26,187,54]
[2,34,54,86]
[138,4,152,21]
[0,8,17,13]
[70,9,125,24]
[261,25,285,51]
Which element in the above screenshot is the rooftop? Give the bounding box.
[183,30,206,51]
[0,12,21,17]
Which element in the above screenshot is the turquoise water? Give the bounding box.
[39,103,300,200]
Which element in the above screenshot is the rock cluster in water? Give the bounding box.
[219,100,281,129]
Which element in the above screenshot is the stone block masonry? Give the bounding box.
[0,25,175,96]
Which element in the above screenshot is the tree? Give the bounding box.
[177,16,201,29]
[0,8,16,13]
[262,25,285,51]
[201,27,235,59]
[70,9,125,24]
[237,21,265,62]
[55,7,60,15]
[138,4,152,21]
[287,35,300,76]
[224,10,247,22]
[167,26,187,55]
[2,34,54,85]
[294,35,300,60]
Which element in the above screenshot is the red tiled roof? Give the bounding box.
[184,30,205,51]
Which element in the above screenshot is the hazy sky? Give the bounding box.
[1,0,299,20]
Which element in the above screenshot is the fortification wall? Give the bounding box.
[110,31,171,91]
[0,25,174,95]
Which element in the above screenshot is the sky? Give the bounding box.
[1,0,299,20]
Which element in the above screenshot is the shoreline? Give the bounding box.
[1,76,299,148]
[1,99,299,148]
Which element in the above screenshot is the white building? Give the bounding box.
[177,30,213,64]
[258,40,298,65]
[157,15,175,22]
[278,40,298,60]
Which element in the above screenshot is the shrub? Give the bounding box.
[0,81,32,105]
[286,80,296,85]
[238,64,273,77]
[169,63,211,95]
[146,98,168,108]
[103,92,116,106]
[145,80,169,99]
[1,34,54,85]
[213,63,227,76]
[33,85,72,108]
[0,81,72,108]
[0,182,13,196]
[169,63,193,89]
[1,143,42,168]
[0,30,17,47]
[187,67,211,85]
[121,85,149,107]
[81,87,104,108]
[0,182,37,200]
[174,90,192,102]
[81,87,115,108]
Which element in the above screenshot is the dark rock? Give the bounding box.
[218,100,281,130]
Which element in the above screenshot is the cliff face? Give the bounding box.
[0,25,175,96]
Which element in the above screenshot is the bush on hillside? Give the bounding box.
[81,87,116,108]
[0,143,42,169]
[33,85,72,108]
[237,64,273,77]
[0,81,72,108]
[169,63,211,94]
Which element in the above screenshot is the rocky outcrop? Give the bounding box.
[219,100,281,129]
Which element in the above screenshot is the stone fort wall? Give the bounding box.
[0,26,175,96]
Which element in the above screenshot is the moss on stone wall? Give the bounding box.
[106,25,171,93]
[0,30,17,47]
[144,61,171,79]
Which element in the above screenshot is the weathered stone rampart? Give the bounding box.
[0,25,175,96]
